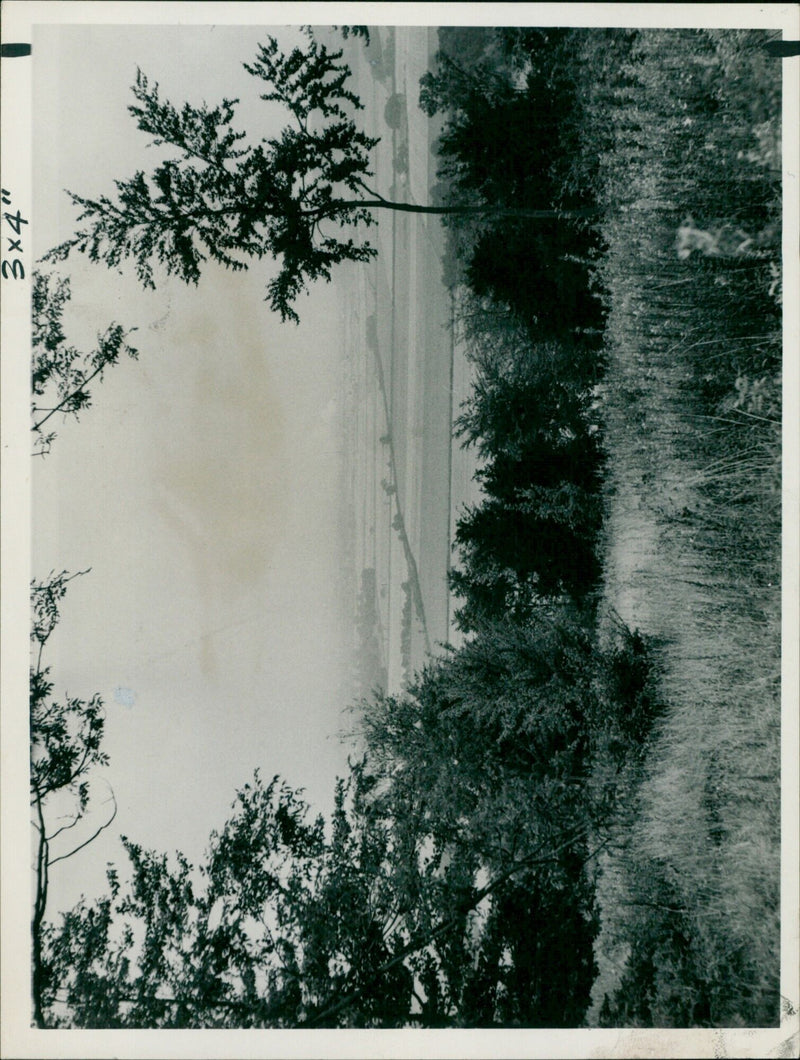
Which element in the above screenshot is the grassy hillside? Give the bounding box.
[579,29,781,1027]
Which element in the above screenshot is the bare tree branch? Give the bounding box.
[48,792,118,868]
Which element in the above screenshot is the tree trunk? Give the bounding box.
[333,199,600,220]
[31,797,48,1028]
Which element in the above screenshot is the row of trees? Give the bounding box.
[421,29,607,630]
[451,330,605,629]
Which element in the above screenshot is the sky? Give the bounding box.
[31,23,364,911]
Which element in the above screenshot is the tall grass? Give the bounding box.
[579,29,782,1026]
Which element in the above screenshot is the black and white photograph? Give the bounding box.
[1,2,798,1056]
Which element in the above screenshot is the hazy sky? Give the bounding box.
[32,23,363,911]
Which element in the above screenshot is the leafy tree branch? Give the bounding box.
[31,272,138,455]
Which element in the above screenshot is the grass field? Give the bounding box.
[579,29,782,1027]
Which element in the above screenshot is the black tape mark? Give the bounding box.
[1,43,32,57]
[764,41,800,58]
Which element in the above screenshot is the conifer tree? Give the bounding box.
[45,34,590,324]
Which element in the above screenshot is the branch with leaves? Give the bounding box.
[31,271,138,455]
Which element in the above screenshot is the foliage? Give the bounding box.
[361,614,607,1023]
[596,854,777,1028]
[453,491,600,618]
[43,597,625,1029]
[41,752,599,1028]
[601,623,662,751]
[419,45,514,125]
[432,24,780,1029]
[337,26,371,46]
[422,30,585,209]
[451,338,604,625]
[45,773,334,1027]
[44,36,381,323]
[31,271,138,455]
[36,23,782,1031]
[422,29,608,629]
[30,268,132,1022]
[45,766,430,1027]
[31,570,116,1027]
[365,613,601,825]
[422,28,605,344]
[483,865,598,1027]
[465,221,604,341]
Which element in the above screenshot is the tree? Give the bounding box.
[43,766,416,1028]
[364,614,601,831]
[30,275,133,1017]
[421,29,593,214]
[463,857,598,1027]
[420,29,605,349]
[43,772,321,1027]
[449,553,539,632]
[451,341,604,618]
[30,570,116,1028]
[44,33,593,324]
[41,723,603,1030]
[453,489,602,612]
[43,765,417,1028]
[466,221,605,341]
[419,45,513,121]
[32,271,138,455]
[359,620,604,1024]
[30,270,136,1021]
